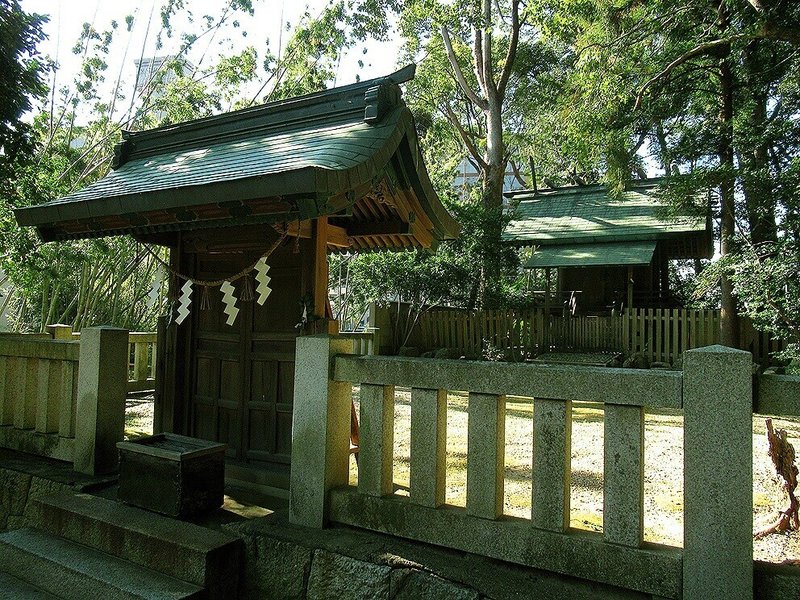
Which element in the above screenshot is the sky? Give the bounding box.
[20,0,401,113]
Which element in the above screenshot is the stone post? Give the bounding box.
[47,324,74,340]
[289,334,353,528]
[683,345,752,600]
[74,327,129,475]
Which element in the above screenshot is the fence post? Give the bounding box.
[133,337,150,383]
[74,326,129,475]
[47,324,73,340]
[683,345,752,600]
[289,334,354,528]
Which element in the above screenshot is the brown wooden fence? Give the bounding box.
[393,307,786,365]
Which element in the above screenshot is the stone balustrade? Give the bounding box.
[0,326,128,475]
[289,336,760,600]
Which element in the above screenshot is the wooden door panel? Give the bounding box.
[217,407,241,457]
[220,360,241,401]
[277,361,294,405]
[183,232,311,472]
[247,410,271,453]
[193,402,217,442]
[250,360,278,402]
[195,356,216,395]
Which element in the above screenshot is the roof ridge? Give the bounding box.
[505,177,669,199]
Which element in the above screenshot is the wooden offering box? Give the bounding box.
[117,433,227,518]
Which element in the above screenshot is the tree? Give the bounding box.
[536,0,800,349]
[394,0,527,307]
[726,238,800,360]
[0,0,47,182]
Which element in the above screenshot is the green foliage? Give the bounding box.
[727,240,800,360]
[0,0,47,182]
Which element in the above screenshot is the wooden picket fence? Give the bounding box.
[405,307,785,365]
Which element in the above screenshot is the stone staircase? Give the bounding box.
[0,492,242,599]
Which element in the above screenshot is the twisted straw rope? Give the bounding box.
[141,229,290,287]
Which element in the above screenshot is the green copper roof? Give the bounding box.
[503,180,709,246]
[15,65,459,248]
[25,112,400,218]
[525,241,656,268]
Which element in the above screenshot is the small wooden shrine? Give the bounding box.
[16,65,459,489]
[503,179,712,313]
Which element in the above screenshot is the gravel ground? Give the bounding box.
[124,394,155,439]
[351,388,800,563]
[126,388,800,563]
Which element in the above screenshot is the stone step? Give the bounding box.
[0,528,204,600]
[32,492,241,592]
[0,569,62,599]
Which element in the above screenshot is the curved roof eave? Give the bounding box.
[15,89,460,247]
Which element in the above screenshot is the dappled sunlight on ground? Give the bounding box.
[127,387,800,562]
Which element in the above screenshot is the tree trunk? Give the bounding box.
[718,50,740,348]
[479,97,507,307]
[755,418,799,539]
[740,40,778,245]
[439,0,519,309]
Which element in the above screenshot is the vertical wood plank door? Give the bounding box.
[191,250,247,459]
[246,240,308,466]
[186,230,310,471]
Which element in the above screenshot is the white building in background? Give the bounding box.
[452,158,527,201]
[134,57,196,95]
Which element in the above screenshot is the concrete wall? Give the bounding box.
[0,444,799,600]
[224,510,800,600]
[293,339,775,599]
[0,326,129,475]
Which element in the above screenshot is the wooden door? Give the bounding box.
[244,244,307,465]
[185,231,310,468]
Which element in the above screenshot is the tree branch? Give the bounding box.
[509,158,528,187]
[634,34,749,109]
[481,0,497,102]
[497,0,521,99]
[746,0,769,13]
[473,27,487,95]
[759,20,800,46]
[441,25,489,111]
[441,103,488,171]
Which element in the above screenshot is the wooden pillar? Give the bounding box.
[544,268,551,315]
[627,266,634,310]
[313,216,329,320]
[308,216,339,335]
[543,268,551,352]
[311,216,338,334]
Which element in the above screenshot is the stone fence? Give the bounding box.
[286,336,799,600]
[0,327,129,475]
[43,325,157,392]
